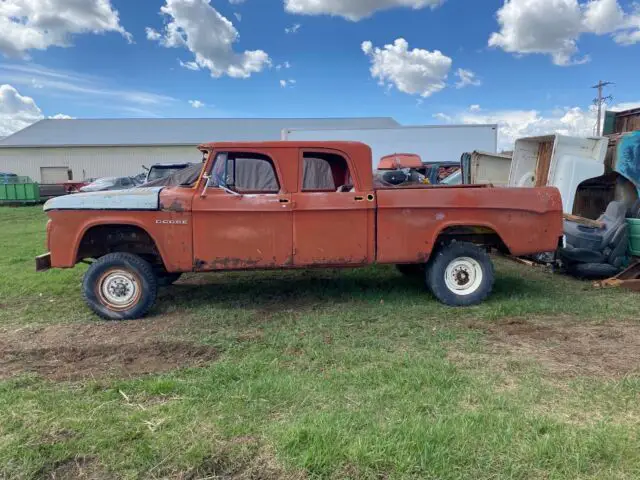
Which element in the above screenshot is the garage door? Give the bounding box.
[40,167,70,184]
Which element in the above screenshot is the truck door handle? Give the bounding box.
[354,196,365,201]
[279,198,290,203]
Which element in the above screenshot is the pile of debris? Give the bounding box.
[460,107,640,287]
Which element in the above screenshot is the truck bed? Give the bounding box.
[375,185,563,263]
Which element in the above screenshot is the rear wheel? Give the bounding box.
[83,253,157,320]
[426,242,494,307]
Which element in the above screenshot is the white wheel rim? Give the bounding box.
[99,270,140,309]
[444,257,483,296]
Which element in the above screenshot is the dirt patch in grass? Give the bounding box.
[0,317,218,381]
[463,318,640,378]
[178,446,305,480]
[39,456,112,480]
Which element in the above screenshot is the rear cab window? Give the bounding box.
[301,151,356,193]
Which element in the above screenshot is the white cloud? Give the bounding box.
[275,61,292,70]
[489,0,640,66]
[0,64,175,108]
[0,84,74,137]
[285,0,444,21]
[455,68,481,89]
[285,23,301,34]
[438,106,600,150]
[583,0,625,34]
[610,102,640,111]
[362,38,452,97]
[0,0,131,57]
[179,59,201,71]
[280,79,297,88]
[234,12,242,21]
[147,0,271,79]
[433,101,638,150]
[189,99,205,108]
[145,28,162,41]
[0,84,42,136]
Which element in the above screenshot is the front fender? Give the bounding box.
[47,210,193,272]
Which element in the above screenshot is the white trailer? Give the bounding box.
[282,124,498,170]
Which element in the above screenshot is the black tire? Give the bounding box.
[426,242,495,307]
[569,263,620,280]
[157,272,182,287]
[396,264,425,277]
[82,253,158,320]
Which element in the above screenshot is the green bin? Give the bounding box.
[628,219,640,257]
[0,177,40,204]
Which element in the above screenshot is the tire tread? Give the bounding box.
[82,252,157,320]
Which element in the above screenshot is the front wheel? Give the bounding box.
[82,253,158,320]
[426,242,495,307]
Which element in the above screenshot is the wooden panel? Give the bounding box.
[535,141,554,187]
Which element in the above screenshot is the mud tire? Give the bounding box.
[426,242,495,307]
[83,253,157,321]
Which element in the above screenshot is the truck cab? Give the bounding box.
[38,141,563,320]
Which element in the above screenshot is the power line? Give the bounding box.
[592,80,614,135]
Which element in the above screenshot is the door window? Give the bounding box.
[210,152,280,193]
[302,152,353,192]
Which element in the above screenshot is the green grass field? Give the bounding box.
[2,206,640,479]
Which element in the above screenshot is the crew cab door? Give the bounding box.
[192,149,294,270]
[292,148,375,266]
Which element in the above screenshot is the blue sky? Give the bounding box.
[1,0,639,148]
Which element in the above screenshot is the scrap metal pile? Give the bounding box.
[459,107,640,288]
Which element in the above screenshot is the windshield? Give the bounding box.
[88,178,117,187]
[441,170,462,185]
[147,167,187,182]
[142,163,204,188]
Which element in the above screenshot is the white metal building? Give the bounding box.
[0,117,399,183]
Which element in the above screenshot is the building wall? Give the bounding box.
[0,145,200,182]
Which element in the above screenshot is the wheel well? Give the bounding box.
[434,225,510,254]
[77,225,165,268]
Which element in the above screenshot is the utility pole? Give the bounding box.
[592,80,614,135]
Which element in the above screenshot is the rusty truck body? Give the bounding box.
[37,141,563,320]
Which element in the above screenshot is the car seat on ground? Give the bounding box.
[558,201,629,279]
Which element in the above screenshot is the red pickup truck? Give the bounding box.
[37,141,563,320]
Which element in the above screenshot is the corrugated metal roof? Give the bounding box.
[0,117,399,148]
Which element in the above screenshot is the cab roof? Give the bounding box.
[198,140,371,151]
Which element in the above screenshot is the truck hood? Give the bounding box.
[43,187,164,212]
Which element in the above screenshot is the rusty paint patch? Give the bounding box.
[161,199,186,213]
[416,252,430,262]
[193,258,207,271]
